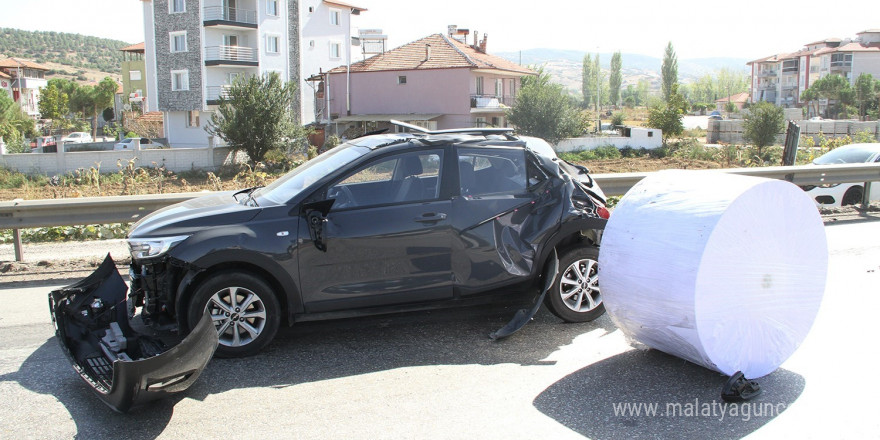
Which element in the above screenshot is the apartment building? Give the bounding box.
[0,57,49,119]
[320,27,536,132]
[748,29,880,111]
[141,0,365,147]
[120,43,148,109]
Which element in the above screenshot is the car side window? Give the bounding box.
[458,148,527,196]
[328,150,443,210]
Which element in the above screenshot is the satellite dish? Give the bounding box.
[123,104,132,111]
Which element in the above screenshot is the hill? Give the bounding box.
[0,27,129,74]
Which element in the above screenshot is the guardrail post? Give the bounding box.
[862,181,872,210]
[13,228,23,262]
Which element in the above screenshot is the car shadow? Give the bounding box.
[532,349,805,440]
[5,303,615,439]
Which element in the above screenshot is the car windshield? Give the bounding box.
[256,140,376,205]
[813,145,880,165]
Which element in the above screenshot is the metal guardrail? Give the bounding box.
[3,163,880,261]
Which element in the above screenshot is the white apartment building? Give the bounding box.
[748,29,880,112]
[142,0,365,147]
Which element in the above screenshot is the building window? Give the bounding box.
[187,110,200,128]
[330,42,341,58]
[171,70,189,91]
[398,75,407,85]
[475,77,484,95]
[495,78,503,98]
[266,35,280,54]
[266,0,279,16]
[330,8,341,25]
[831,53,853,68]
[170,0,185,13]
[170,31,187,53]
[474,116,486,127]
[129,70,142,81]
[782,59,798,73]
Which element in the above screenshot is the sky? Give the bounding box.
[0,0,877,60]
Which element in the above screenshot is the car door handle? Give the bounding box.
[414,212,447,223]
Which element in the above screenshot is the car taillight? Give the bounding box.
[597,206,610,219]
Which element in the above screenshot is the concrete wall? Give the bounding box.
[708,119,880,144]
[0,147,247,176]
[555,128,663,152]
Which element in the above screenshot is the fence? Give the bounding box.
[0,146,248,176]
[3,162,879,262]
[708,119,880,144]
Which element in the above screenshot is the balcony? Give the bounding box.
[830,61,852,69]
[203,6,257,28]
[759,70,778,77]
[206,86,232,105]
[470,95,515,112]
[204,46,258,66]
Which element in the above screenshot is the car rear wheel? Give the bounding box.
[545,246,605,323]
[187,272,280,358]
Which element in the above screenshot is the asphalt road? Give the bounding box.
[1,218,878,439]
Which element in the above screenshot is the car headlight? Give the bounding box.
[128,235,189,260]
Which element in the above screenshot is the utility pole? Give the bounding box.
[596,48,601,132]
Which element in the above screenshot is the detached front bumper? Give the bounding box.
[49,255,218,413]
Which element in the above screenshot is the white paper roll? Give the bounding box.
[599,170,827,378]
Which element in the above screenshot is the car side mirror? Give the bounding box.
[302,199,335,252]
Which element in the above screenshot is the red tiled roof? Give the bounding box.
[0,57,50,70]
[715,92,750,103]
[120,42,145,52]
[836,42,880,52]
[323,0,367,12]
[0,70,10,79]
[747,54,781,64]
[328,33,535,75]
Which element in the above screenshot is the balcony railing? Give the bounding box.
[203,6,257,26]
[204,45,258,65]
[206,86,232,104]
[830,61,852,69]
[759,70,778,77]
[470,94,515,109]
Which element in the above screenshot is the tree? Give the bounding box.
[593,54,602,111]
[647,84,686,145]
[661,42,678,102]
[207,72,305,162]
[803,74,853,118]
[743,101,784,155]
[609,51,622,107]
[508,69,587,144]
[854,73,877,120]
[38,83,68,123]
[0,90,36,153]
[581,54,595,109]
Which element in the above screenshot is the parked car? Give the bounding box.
[50,122,610,410]
[60,132,93,144]
[801,143,880,206]
[114,137,165,150]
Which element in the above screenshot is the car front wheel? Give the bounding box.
[545,246,605,323]
[187,272,280,358]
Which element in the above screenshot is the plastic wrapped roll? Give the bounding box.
[599,170,827,378]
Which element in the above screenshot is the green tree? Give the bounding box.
[0,90,36,153]
[581,54,595,109]
[609,51,622,107]
[743,101,784,155]
[207,72,305,162]
[89,77,119,137]
[508,69,586,144]
[854,73,877,120]
[661,42,678,102]
[647,84,686,145]
[804,74,853,118]
[38,83,68,122]
[593,54,602,110]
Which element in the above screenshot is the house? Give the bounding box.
[715,92,749,112]
[319,26,536,134]
[141,0,366,148]
[747,29,880,112]
[120,42,148,111]
[0,57,49,119]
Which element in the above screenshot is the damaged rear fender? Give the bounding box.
[49,255,218,413]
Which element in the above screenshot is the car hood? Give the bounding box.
[130,191,262,238]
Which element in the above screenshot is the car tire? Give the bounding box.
[842,186,863,206]
[545,246,605,323]
[187,272,280,358]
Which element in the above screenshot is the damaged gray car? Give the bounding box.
[50,122,608,411]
